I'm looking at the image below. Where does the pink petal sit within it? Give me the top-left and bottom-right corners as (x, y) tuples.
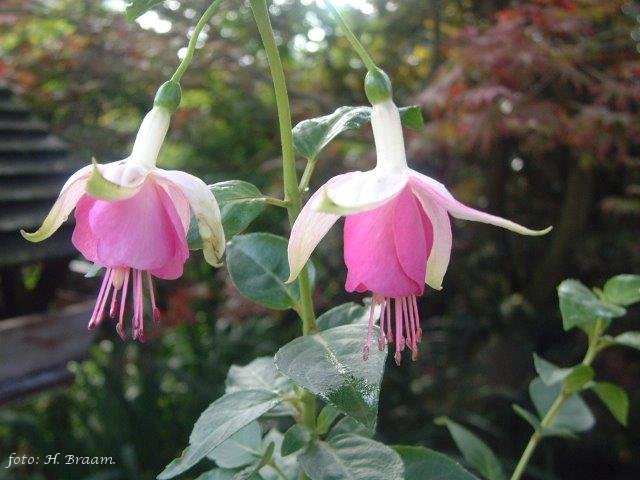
(73, 178), (189, 279)
(344, 186), (427, 297)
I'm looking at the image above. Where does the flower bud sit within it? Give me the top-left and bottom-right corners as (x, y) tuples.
(364, 68), (392, 105)
(153, 81), (182, 113)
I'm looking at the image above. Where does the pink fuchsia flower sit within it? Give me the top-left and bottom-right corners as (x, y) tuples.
(287, 98), (551, 364)
(22, 106), (225, 341)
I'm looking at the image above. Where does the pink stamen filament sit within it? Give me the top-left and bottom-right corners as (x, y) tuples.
(90, 267), (159, 342)
(363, 294), (423, 365)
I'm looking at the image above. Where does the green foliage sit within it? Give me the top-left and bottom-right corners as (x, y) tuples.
(316, 405), (341, 435)
(292, 105), (423, 160)
(210, 181), (266, 238)
(206, 421), (262, 469)
(299, 434), (404, 480)
(394, 446), (479, 480)
(227, 233), (314, 311)
(275, 325), (387, 430)
(529, 379), (595, 433)
(602, 274), (640, 306)
(158, 390), (283, 479)
(533, 353), (573, 386)
(604, 332), (640, 351)
(316, 302), (371, 331)
(591, 383), (629, 427)
(557, 280), (625, 333)
(125, 1), (164, 21)
(435, 417), (505, 480)
(281, 425), (313, 456)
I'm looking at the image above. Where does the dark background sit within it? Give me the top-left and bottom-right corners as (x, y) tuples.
(0, 1), (638, 479)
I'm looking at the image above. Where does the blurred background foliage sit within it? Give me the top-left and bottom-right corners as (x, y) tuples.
(0, 0), (639, 478)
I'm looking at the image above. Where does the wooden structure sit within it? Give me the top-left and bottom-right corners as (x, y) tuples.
(0, 84), (94, 403)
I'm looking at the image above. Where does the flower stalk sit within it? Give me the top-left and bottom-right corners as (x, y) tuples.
(170, 0), (225, 84)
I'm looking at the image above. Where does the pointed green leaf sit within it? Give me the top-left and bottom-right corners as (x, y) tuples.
(158, 390), (282, 479)
(259, 430), (301, 480)
(316, 302), (371, 331)
(227, 233), (315, 311)
(564, 365), (595, 394)
(207, 421), (262, 469)
(275, 324), (387, 430)
(195, 469), (236, 480)
(299, 434), (404, 480)
(125, 0), (164, 21)
(282, 425), (313, 456)
(316, 404), (341, 435)
(533, 354), (572, 385)
(592, 382), (629, 426)
(394, 446), (479, 480)
(211, 181), (266, 237)
(327, 416), (374, 440)
(611, 332), (640, 351)
(512, 404), (577, 438)
(558, 280), (626, 332)
(602, 274), (640, 306)
(234, 442), (274, 480)
(435, 417), (505, 480)
(529, 378), (595, 433)
(292, 105), (424, 160)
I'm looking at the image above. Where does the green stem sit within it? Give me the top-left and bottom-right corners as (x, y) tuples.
(324, 0), (377, 72)
(170, 0), (224, 83)
(510, 319), (605, 480)
(298, 157), (317, 193)
(250, 0), (317, 441)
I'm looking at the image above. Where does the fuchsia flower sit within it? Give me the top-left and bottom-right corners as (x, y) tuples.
(22, 106), (225, 341)
(287, 98), (551, 364)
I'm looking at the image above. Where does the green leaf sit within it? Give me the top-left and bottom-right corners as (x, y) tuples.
(292, 105), (424, 160)
(327, 416), (374, 440)
(282, 425), (313, 456)
(226, 357), (292, 394)
(275, 324), (387, 430)
(394, 446), (479, 480)
(207, 421), (262, 469)
(235, 442), (274, 480)
(398, 106), (425, 129)
(435, 417), (505, 480)
(564, 365), (595, 394)
(125, 0), (164, 21)
(299, 434), (404, 480)
(227, 233), (314, 311)
(602, 274), (640, 306)
(316, 404), (341, 435)
(532, 354), (572, 385)
(259, 430), (300, 480)
(195, 469), (236, 480)
(592, 382), (629, 426)
(610, 331), (640, 351)
(158, 390), (282, 479)
(211, 181), (266, 237)
(558, 280), (626, 332)
(512, 404), (576, 438)
(316, 302), (371, 331)
(529, 378), (595, 433)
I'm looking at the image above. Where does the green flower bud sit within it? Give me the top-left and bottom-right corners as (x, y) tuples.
(153, 81), (182, 113)
(364, 68), (392, 105)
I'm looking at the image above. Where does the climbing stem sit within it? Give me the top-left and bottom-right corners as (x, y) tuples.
(250, 0), (317, 448)
(510, 319), (605, 480)
(170, 0), (224, 83)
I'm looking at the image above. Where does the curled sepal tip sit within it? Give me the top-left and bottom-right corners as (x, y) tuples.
(85, 159), (142, 202)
